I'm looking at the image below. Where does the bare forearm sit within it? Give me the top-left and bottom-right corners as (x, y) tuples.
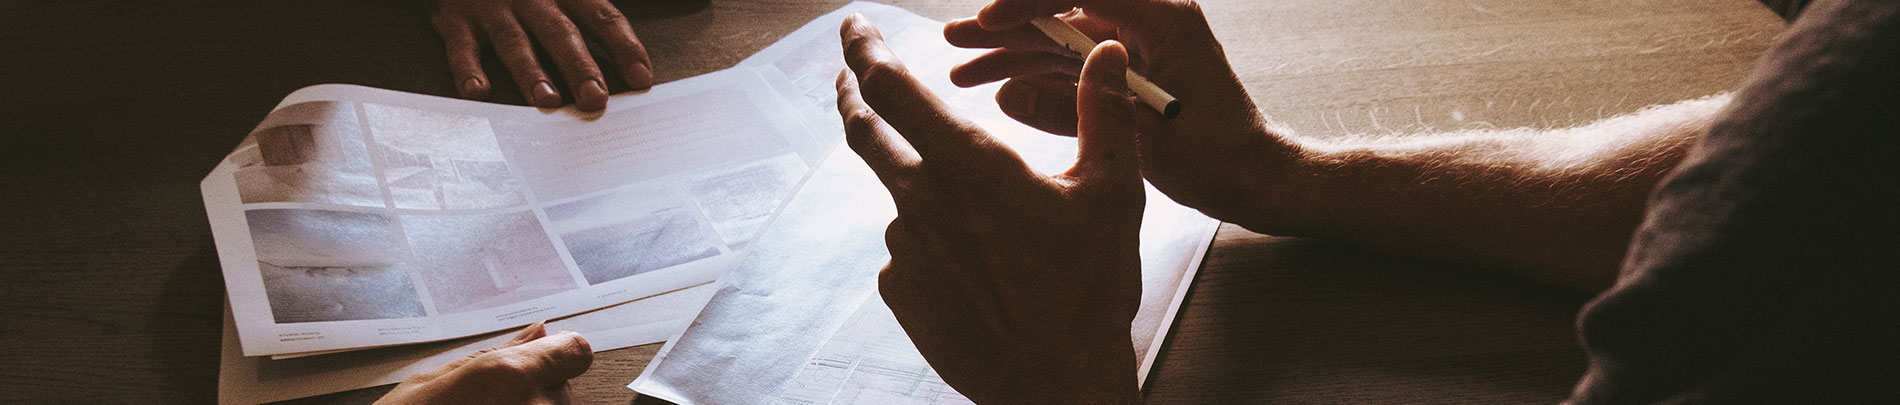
(1249, 95), (1730, 291)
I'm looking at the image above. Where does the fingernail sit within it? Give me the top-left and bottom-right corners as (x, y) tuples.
(568, 332), (592, 350)
(586, 79), (607, 102)
(460, 77), (485, 98)
(627, 62), (654, 90)
(511, 321), (546, 343)
(999, 83), (1036, 118)
(532, 81), (559, 107)
(580, 79), (608, 112)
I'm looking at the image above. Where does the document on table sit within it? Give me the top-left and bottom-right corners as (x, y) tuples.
(629, 3), (1222, 403)
(201, 67), (831, 357)
(776, 294), (968, 404)
(217, 283), (715, 404)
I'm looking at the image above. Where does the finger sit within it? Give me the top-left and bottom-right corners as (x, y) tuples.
(484, 331), (594, 388)
(1069, 41), (1142, 190)
(409, 347), (492, 383)
(949, 48), (1080, 88)
(563, 0), (653, 90)
(996, 74), (1081, 137)
(944, 18), (1066, 53)
(504, 320), (550, 347)
(406, 321), (548, 382)
(977, 0), (1175, 32)
(430, 12), (491, 100)
(943, 15), (1116, 53)
(976, 0), (1079, 31)
(836, 69), (922, 191)
(840, 14), (1011, 172)
(517, 3), (606, 112)
(450, 322), (550, 369)
(480, 15), (562, 108)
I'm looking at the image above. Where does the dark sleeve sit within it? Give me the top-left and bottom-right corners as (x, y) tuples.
(1568, 0), (1900, 403)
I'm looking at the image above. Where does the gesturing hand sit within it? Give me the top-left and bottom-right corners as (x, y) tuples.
(836, 14), (1144, 403)
(945, 0), (1309, 233)
(427, 0), (655, 112)
(377, 322), (593, 405)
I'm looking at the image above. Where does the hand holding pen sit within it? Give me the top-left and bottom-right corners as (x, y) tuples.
(944, 0), (1311, 233)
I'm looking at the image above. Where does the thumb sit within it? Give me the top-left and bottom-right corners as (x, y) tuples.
(1070, 40), (1141, 192)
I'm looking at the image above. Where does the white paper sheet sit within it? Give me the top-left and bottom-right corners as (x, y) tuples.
(203, 67), (830, 356)
(216, 283), (717, 404)
(777, 294), (970, 404)
(630, 3), (1222, 403)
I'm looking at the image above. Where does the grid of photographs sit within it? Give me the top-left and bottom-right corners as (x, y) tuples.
(401, 211), (575, 314)
(246, 208), (425, 323)
(546, 184), (723, 285)
(362, 103), (528, 211)
(231, 100), (811, 327)
(218, 73), (825, 357)
(228, 103), (382, 207)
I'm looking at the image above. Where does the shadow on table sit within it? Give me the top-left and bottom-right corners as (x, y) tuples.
(1145, 232), (1595, 402)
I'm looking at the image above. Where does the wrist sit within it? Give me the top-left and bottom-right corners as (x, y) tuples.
(1197, 128), (1327, 237)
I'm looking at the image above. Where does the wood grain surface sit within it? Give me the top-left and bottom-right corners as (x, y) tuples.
(0, 0), (1782, 403)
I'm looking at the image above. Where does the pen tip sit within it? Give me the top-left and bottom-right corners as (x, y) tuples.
(1163, 100), (1181, 119)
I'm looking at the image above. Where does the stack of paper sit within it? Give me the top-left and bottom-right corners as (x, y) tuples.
(205, 64), (838, 402)
(206, 2), (1218, 403)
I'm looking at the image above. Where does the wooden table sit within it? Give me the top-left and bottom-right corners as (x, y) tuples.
(0, 0), (1782, 403)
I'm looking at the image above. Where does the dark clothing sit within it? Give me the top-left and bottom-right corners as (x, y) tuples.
(1570, 0), (1900, 403)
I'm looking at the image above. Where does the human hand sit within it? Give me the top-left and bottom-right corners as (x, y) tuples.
(945, 0), (1311, 233)
(837, 14), (1143, 403)
(376, 322), (593, 405)
(426, 0), (655, 112)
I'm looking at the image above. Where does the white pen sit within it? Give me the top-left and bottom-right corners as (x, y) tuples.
(1028, 16), (1181, 118)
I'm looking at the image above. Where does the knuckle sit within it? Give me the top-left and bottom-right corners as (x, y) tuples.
(1094, 92), (1140, 122)
(538, 16), (581, 36)
(468, 353), (541, 385)
(542, 23), (580, 39)
(489, 26), (531, 45)
(882, 221), (906, 251)
(589, 6), (628, 26)
(859, 61), (911, 88)
(842, 108), (882, 135)
(1085, 84), (1127, 105)
(439, 32), (479, 51)
(888, 178), (917, 199)
(1176, 0), (1208, 19)
(882, 217), (928, 254)
(841, 30), (878, 53)
(877, 268), (911, 300)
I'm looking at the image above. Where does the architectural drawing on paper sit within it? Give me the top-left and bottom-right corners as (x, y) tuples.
(781, 296), (973, 405)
